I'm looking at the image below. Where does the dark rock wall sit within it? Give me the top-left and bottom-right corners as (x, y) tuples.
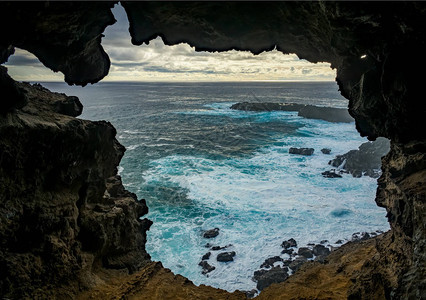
(0, 73), (151, 298)
(0, 1), (425, 298)
(0, 1), (116, 85)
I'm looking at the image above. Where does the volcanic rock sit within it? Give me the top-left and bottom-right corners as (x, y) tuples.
(230, 102), (353, 123)
(328, 137), (390, 178)
(321, 148), (331, 154)
(313, 244), (331, 257)
(253, 266), (289, 291)
(203, 228), (219, 238)
(201, 252), (211, 260)
(281, 238), (297, 249)
(260, 256), (283, 269)
(199, 261), (215, 275)
(321, 170), (343, 178)
(298, 247), (314, 259)
(289, 257), (308, 272)
(289, 147), (314, 156)
(217, 251), (236, 262)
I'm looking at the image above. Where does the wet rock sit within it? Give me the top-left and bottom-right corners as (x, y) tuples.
(198, 261), (215, 275)
(320, 240), (329, 244)
(217, 251), (236, 262)
(230, 102), (353, 123)
(289, 147), (314, 156)
(289, 257), (308, 272)
(321, 170), (342, 178)
(211, 244), (231, 251)
(230, 102), (304, 112)
(335, 239), (344, 244)
(328, 137), (390, 178)
(313, 244), (331, 257)
(298, 247), (313, 259)
(352, 232), (372, 241)
(245, 289), (258, 298)
(253, 266), (289, 291)
(281, 248), (294, 255)
(281, 238), (297, 249)
(201, 252), (211, 260)
(203, 228), (219, 238)
(321, 148), (331, 154)
(260, 256), (283, 268)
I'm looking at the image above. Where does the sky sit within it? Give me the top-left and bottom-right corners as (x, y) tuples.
(5, 4), (336, 82)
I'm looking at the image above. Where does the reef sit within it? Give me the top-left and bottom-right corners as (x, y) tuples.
(0, 1), (425, 299)
(231, 102), (354, 123)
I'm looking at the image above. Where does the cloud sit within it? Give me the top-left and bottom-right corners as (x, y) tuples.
(5, 3), (336, 82)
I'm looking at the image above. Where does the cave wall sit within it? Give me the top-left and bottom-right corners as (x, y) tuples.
(0, 1), (425, 298)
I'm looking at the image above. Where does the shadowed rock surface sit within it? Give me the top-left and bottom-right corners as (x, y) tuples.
(0, 77), (151, 298)
(0, 1), (425, 299)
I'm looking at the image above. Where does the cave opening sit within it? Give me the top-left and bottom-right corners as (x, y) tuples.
(3, 3), (392, 294)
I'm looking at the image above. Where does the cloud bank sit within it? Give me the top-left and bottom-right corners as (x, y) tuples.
(5, 4), (336, 82)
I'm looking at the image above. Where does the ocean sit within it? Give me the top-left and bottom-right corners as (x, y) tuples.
(43, 81), (390, 292)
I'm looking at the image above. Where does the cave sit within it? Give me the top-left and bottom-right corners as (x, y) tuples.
(0, 1), (425, 299)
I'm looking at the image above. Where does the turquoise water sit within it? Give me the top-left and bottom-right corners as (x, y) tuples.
(43, 81), (389, 292)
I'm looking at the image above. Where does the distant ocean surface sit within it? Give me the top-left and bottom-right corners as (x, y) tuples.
(43, 81), (389, 292)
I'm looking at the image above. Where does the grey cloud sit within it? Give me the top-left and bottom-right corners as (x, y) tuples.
(143, 65), (226, 75)
(6, 54), (41, 66)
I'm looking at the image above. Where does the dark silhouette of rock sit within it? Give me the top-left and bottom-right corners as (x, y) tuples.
(281, 248), (294, 255)
(298, 105), (354, 123)
(313, 245), (331, 257)
(245, 289), (257, 298)
(260, 256), (283, 269)
(328, 137), (390, 178)
(217, 251), (236, 262)
(230, 102), (353, 123)
(298, 247), (314, 258)
(201, 252), (211, 260)
(321, 170), (343, 178)
(253, 266), (289, 291)
(199, 261), (215, 275)
(281, 238), (297, 249)
(321, 148), (331, 154)
(203, 228), (219, 238)
(289, 257), (308, 272)
(289, 147), (314, 156)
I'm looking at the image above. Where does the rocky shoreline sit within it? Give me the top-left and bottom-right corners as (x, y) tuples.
(198, 227), (385, 297)
(230, 102), (354, 123)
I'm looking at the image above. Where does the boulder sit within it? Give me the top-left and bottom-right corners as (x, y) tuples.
(289, 256), (308, 272)
(321, 170), (342, 178)
(328, 137), (390, 178)
(198, 261), (215, 274)
(289, 147), (314, 156)
(217, 251), (236, 262)
(203, 228), (219, 238)
(321, 148), (331, 154)
(201, 252), (211, 260)
(260, 256), (283, 268)
(313, 244), (331, 257)
(253, 266), (289, 291)
(281, 238), (297, 249)
(298, 247), (313, 258)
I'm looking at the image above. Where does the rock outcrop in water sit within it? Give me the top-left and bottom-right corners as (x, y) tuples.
(0, 1), (425, 298)
(328, 137), (391, 178)
(231, 102), (354, 123)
